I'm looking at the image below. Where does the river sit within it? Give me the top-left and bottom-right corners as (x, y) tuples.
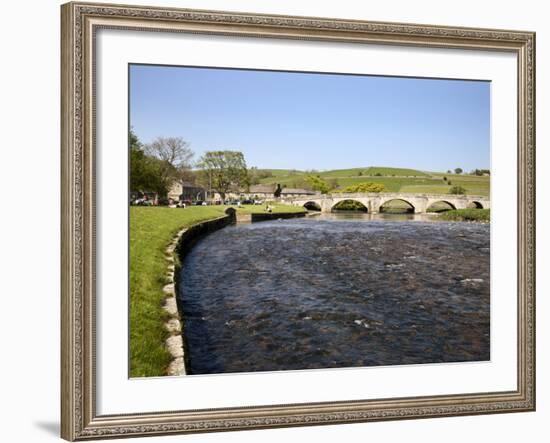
(177, 214), (490, 375)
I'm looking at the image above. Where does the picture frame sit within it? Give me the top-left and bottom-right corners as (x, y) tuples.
(61, 1), (536, 440)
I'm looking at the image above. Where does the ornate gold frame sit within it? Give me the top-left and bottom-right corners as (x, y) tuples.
(61, 2), (536, 440)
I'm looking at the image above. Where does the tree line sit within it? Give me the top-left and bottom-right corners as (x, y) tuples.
(446, 167), (490, 176)
(130, 131), (284, 201)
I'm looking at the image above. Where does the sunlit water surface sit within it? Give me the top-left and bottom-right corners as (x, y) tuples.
(178, 214), (490, 375)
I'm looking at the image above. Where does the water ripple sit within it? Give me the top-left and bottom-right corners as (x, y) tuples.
(178, 218), (490, 375)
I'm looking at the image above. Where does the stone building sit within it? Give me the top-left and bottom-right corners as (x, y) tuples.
(280, 188), (317, 197)
(168, 181), (206, 202)
(241, 184), (317, 200)
(246, 184), (278, 199)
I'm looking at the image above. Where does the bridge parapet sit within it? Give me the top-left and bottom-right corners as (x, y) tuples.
(282, 192), (490, 214)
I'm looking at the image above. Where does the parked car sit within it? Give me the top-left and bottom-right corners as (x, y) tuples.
(241, 199), (254, 205)
(133, 198), (153, 206)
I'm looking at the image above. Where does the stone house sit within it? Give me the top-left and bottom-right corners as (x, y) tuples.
(168, 180), (206, 202)
(280, 188), (317, 197)
(241, 184), (318, 200)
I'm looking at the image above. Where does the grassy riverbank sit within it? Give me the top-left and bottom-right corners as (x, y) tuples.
(223, 203), (306, 215)
(130, 203), (306, 377)
(438, 208), (490, 222)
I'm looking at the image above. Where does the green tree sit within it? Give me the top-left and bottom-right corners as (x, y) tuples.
(305, 175), (332, 194)
(197, 151), (248, 201)
(454, 167), (463, 174)
(336, 182), (386, 193)
(449, 185), (467, 195)
(247, 167), (273, 185)
(129, 129), (166, 195)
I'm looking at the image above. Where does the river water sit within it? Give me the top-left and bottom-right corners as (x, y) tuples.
(178, 214), (490, 375)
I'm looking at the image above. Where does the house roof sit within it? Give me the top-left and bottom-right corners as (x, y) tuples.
(281, 188), (315, 195)
(248, 184), (276, 194)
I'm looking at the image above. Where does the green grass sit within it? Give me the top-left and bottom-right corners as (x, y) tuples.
(223, 203), (306, 214)
(362, 166), (429, 177)
(130, 204), (305, 377)
(259, 168), (304, 177)
(438, 208), (490, 222)
(257, 166), (489, 196)
(333, 177), (440, 191)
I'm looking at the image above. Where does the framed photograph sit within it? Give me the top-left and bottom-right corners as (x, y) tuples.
(61, 1), (536, 440)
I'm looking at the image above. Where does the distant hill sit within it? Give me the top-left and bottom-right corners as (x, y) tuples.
(322, 166), (429, 178)
(253, 166), (489, 196)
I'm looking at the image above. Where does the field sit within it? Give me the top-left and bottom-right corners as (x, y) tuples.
(130, 204), (306, 377)
(439, 208), (491, 222)
(258, 166), (490, 197)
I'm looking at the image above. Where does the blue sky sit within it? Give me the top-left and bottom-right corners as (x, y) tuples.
(130, 64), (490, 172)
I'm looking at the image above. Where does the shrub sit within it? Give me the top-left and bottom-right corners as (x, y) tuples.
(335, 182), (386, 193)
(305, 175), (332, 194)
(449, 185), (466, 195)
(440, 209), (490, 222)
(332, 200), (368, 211)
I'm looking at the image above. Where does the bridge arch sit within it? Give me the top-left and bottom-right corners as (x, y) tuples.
(303, 201), (322, 211)
(331, 199), (368, 212)
(427, 200), (456, 212)
(468, 201), (484, 209)
(379, 198), (415, 213)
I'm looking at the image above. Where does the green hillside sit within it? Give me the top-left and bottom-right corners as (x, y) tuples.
(256, 167), (489, 196)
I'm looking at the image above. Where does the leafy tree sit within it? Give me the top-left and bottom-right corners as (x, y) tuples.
(197, 151), (248, 201)
(289, 177), (311, 190)
(471, 169), (490, 176)
(247, 167), (273, 185)
(129, 129), (166, 195)
(454, 167), (463, 174)
(336, 182), (386, 193)
(129, 127), (141, 151)
(449, 185), (467, 195)
(326, 178), (339, 190)
(305, 175), (332, 194)
(144, 136), (194, 190)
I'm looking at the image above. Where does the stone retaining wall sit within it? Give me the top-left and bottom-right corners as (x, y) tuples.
(162, 209), (303, 375)
(251, 211), (306, 222)
(163, 212), (235, 376)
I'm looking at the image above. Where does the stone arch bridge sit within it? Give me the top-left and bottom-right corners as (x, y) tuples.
(282, 193), (490, 214)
